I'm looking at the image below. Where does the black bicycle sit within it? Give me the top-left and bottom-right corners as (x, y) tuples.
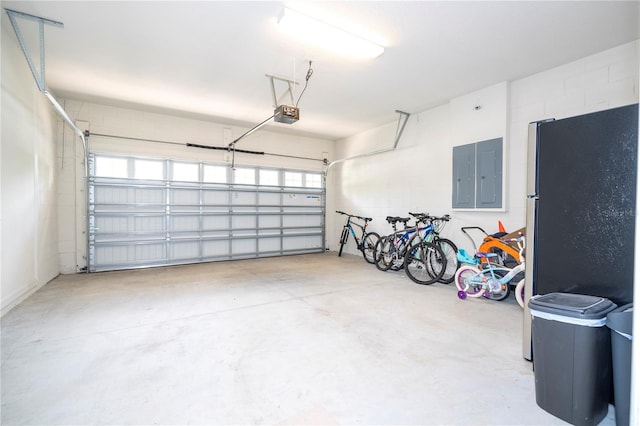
(336, 211), (380, 263)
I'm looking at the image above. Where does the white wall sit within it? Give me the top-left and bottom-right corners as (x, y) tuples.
(332, 40), (639, 255)
(1, 15), (60, 315)
(58, 100), (336, 272)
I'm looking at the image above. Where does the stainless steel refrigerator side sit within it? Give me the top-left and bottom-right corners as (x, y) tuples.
(522, 122), (539, 361)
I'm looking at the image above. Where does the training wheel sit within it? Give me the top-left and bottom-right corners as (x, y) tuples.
(457, 290), (467, 300)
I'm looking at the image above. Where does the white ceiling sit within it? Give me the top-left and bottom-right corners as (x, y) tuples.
(3, 1), (639, 140)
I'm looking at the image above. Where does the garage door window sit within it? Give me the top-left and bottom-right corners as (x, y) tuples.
(306, 173), (322, 188)
(285, 172), (303, 187)
(204, 165), (227, 183)
(173, 162), (199, 182)
(95, 156), (127, 178)
(135, 159), (163, 180)
(260, 169), (279, 186)
(233, 167), (255, 185)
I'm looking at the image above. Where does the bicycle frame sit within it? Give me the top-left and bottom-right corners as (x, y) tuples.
(393, 222), (432, 252)
(347, 219), (366, 246)
(476, 256), (525, 286)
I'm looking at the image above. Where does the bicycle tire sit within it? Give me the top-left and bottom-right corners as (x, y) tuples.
(515, 278), (525, 308)
(404, 242), (446, 285)
(361, 232), (380, 264)
(434, 238), (459, 284)
(455, 266), (485, 298)
(374, 236), (393, 271)
(338, 227), (349, 257)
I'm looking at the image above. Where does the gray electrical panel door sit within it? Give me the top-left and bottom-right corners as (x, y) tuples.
(452, 143), (475, 208)
(452, 138), (502, 209)
(476, 138), (502, 208)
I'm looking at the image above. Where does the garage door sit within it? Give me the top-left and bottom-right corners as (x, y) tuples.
(88, 153), (325, 272)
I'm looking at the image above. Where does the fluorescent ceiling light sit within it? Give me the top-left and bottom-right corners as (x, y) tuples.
(278, 8), (384, 60)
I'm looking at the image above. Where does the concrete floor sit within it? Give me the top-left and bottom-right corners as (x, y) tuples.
(1, 252), (615, 425)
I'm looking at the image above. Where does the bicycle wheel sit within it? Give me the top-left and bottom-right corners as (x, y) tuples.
(374, 236), (393, 271)
(361, 232), (380, 264)
(480, 269), (510, 301)
(405, 242), (446, 285)
(338, 227), (349, 257)
(455, 266), (485, 298)
(434, 238), (459, 284)
(515, 278), (525, 308)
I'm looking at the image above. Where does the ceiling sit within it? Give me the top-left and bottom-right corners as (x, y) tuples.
(3, 1), (639, 140)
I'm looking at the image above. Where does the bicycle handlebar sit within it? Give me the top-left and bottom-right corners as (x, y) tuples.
(336, 210), (372, 222)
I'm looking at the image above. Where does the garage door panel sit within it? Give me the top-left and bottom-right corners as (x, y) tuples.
(203, 216), (230, 230)
(258, 192), (280, 205)
(203, 190), (228, 205)
(95, 216), (129, 234)
(135, 215), (165, 233)
(170, 216), (199, 232)
(202, 240), (230, 258)
(170, 241), (199, 260)
(232, 239), (256, 254)
(232, 215), (256, 229)
(134, 243), (165, 264)
(231, 191), (256, 205)
(134, 187), (164, 204)
(171, 189), (199, 205)
(283, 193), (322, 206)
(283, 236), (323, 251)
(259, 237), (280, 252)
(283, 215), (322, 227)
(258, 216), (280, 228)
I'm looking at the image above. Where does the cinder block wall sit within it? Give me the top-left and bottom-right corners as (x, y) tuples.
(332, 40), (639, 255)
(1, 14), (60, 315)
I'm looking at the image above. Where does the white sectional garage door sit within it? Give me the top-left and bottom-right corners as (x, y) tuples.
(88, 153), (325, 272)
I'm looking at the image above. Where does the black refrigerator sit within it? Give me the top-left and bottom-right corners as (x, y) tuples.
(523, 103), (638, 360)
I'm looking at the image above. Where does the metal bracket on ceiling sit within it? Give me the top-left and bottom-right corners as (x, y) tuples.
(266, 74), (299, 108)
(5, 8), (87, 170)
(5, 8), (63, 91)
(325, 110), (411, 171)
(392, 110), (411, 149)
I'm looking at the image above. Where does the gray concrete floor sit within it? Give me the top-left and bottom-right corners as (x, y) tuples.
(1, 252), (614, 425)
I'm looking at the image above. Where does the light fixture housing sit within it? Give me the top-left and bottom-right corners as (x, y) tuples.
(278, 7), (384, 60)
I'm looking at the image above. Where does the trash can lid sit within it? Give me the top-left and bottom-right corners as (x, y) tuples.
(529, 292), (617, 319)
(607, 303), (633, 336)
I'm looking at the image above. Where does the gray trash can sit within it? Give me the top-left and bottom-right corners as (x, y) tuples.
(607, 303), (633, 426)
(529, 292), (617, 426)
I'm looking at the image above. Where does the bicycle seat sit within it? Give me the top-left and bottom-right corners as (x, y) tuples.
(385, 216), (410, 225)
